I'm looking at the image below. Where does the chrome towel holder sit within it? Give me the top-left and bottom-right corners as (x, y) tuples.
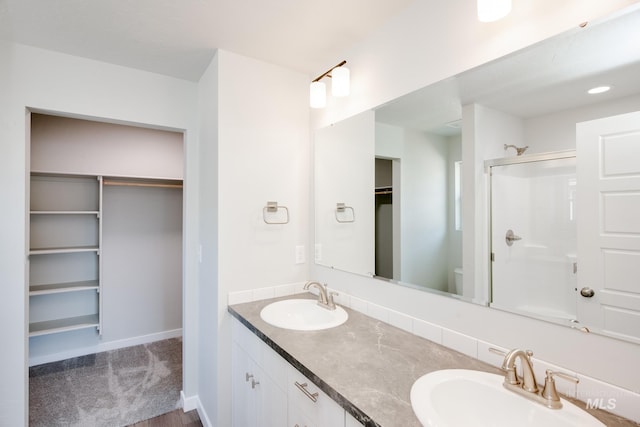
(263, 201), (289, 224)
(335, 203), (355, 223)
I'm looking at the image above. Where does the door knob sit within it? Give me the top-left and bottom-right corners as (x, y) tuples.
(505, 229), (522, 246)
(580, 287), (595, 298)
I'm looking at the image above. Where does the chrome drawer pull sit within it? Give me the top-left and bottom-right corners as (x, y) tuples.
(295, 381), (318, 402)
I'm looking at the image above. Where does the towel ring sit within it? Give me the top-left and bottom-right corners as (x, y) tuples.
(263, 201), (289, 224)
(335, 203), (355, 223)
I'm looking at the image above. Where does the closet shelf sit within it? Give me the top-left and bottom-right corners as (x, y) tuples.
(103, 177), (182, 189)
(29, 314), (100, 337)
(29, 280), (99, 296)
(375, 186), (393, 195)
(30, 210), (100, 215)
(29, 246), (100, 255)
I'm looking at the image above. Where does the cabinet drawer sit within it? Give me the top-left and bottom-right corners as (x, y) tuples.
(287, 365), (344, 426)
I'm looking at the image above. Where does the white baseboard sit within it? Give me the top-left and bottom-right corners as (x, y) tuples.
(180, 390), (198, 412)
(180, 392), (212, 427)
(29, 328), (183, 366)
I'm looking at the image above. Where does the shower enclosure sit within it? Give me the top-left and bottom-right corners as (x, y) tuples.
(488, 152), (577, 326)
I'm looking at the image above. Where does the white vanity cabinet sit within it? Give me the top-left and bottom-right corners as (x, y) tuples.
(231, 317), (358, 427)
(232, 318), (288, 427)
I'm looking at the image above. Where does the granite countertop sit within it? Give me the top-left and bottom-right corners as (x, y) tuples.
(228, 294), (637, 427)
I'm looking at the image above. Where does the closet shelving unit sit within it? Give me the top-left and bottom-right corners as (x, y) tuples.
(28, 173), (184, 338)
(28, 173), (103, 337)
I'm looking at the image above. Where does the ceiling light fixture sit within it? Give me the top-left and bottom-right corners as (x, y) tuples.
(310, 60), (349, 108)
(478, 0), (512, 22)
(587, 85), (611, 95)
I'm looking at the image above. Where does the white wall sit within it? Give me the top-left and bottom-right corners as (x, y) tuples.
(523, 93), (640, 153)
(310, 0), (640, 396)
(463, 104), (525, 301)
(315, 110), (375, 275)
(196, 50), (218, 426)
(0, 41), (199, 427)
(198, 49), (310, 426)
(375, 123), (455, 290)
(446, 134), (462, 292)
(401, 129), (449, 291)
(30, 114), (184, 179)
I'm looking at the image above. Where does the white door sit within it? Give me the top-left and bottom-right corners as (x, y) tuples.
(576, 110), (640, 343)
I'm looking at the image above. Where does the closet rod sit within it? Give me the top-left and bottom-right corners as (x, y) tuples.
(103, 180), (183, 189)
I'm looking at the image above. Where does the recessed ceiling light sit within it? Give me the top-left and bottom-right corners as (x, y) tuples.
(587, 86), (611, 95)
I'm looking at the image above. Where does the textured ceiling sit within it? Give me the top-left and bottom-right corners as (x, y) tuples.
(0, 0), (414, 81)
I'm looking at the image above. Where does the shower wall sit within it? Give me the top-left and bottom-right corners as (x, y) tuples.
(490, 158), (577, 324)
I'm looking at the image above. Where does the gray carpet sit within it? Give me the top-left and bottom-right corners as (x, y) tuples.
(29, 338), (182, 427)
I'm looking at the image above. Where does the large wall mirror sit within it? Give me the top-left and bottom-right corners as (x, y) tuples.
(314, 6), (640, 344)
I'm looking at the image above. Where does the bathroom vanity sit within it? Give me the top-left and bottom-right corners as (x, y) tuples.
(228, 295), (633, 426)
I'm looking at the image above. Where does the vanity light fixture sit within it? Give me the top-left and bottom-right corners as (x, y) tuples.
(478, 0), (512, 22)
(587, 85), (611, 95)
(310, 81), (327, 108)
(310, 60), (349, 108)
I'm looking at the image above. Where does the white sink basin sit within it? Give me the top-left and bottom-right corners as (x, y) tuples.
(260, 299), (348, 331)
(410, 369), (604, 427)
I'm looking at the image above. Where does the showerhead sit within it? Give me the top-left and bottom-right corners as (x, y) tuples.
(504, 144), (529, 156)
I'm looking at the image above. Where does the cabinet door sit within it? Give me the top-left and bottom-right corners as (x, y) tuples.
(232, 322), (287, 427)
(256, 369), (287, 427)
(232, 341), (257, 427)
(287, 365), (345, 427)
(232, 317), (344, 427)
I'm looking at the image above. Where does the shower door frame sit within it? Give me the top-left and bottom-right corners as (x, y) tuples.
(485, 149), (576, 324)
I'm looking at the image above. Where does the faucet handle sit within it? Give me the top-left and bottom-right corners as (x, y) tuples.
(542, 369), (579, 408)
(327, 290), (338, 309)
(550, 370), (578, 383)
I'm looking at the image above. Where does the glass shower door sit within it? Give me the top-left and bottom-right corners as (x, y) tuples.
(489, 156), (577, 326)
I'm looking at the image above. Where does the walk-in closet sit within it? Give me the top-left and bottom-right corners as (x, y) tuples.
(27, 113), (185, 425)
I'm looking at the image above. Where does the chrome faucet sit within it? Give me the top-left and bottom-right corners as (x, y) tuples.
(501, 349), (538, 393)
(303, 281), (337, 310)
(490, 348), (578, 409)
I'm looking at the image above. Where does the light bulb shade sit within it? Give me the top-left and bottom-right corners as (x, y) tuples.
(331, 66), (350, 97)
(310, 81), (326, 108)
(477, 0), (512, 22)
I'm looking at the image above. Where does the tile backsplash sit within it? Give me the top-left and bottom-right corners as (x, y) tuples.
(228, 283), (640, 423)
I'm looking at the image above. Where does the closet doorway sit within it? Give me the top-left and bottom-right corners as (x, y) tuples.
(375, 158), (394, 279)
(27, 112), (185, 425)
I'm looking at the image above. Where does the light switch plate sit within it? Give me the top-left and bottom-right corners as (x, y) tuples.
(295, 245), (305, 264)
